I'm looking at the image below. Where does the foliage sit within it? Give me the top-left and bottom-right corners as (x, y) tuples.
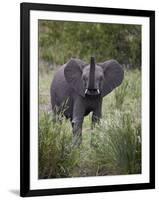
(39, 21), (141, 70)
(39, 112), (80, 178)
(38, 69), (141, 178)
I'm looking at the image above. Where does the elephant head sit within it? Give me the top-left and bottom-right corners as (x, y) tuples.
(64, 57), (124, 97)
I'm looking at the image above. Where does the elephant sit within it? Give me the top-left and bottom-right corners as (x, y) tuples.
(50, 57), (124, 146)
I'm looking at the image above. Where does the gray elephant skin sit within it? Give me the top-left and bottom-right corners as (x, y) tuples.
(50, 57), (124, 146)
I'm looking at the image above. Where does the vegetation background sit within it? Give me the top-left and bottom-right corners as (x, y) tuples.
(38, 20), (141, 179)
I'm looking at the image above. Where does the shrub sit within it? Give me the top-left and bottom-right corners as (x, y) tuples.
(39, 112), (80, 178)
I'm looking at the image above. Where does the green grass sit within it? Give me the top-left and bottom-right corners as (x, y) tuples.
(38, 68), (141, 178)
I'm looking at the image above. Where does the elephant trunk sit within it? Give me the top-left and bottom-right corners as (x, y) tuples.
(88, 57), (95, 90)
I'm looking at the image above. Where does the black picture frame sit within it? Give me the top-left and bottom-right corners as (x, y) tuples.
(20, 2), (155, 197)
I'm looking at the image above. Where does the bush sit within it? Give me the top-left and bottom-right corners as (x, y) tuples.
(39, 112), (80, 178)
(39, 21), (141, 69)
(93, 113), (141, 175)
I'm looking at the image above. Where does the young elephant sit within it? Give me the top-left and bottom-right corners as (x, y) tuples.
(50, 57), (124, 146)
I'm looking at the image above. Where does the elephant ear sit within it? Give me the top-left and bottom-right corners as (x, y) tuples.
(99, 59), (124, 97)
(64, 58), (86, 97)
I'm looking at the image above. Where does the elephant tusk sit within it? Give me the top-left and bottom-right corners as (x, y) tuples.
(97, 89), (100, 94)
(85, 89), (88, 94)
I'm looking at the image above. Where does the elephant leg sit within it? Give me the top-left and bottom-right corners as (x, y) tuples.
(90, 110), (101, 147)
(72, 121), (83, 147)
(92, 97), (102, 126)
(71, 96), (85, 147)
(90, 114), (100, 147)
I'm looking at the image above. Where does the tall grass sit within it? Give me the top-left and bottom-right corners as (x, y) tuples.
(39, 69), (141, 178)
(93, 113), (141, 175)
(39, 112), (81, 178)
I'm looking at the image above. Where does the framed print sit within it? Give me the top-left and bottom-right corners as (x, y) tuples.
(20, 2), (155, 197)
